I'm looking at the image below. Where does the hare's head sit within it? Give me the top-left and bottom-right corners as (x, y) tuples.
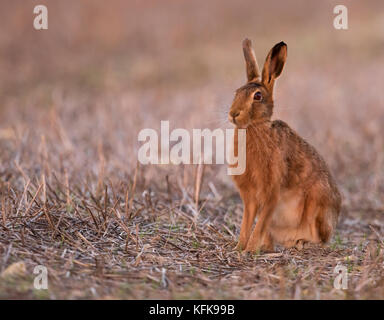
(229, 39), (287, 128)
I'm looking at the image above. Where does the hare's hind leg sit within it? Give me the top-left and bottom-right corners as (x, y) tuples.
(269, 190), (307, 249)
(315, 205), (335, 243)
(293, 196), (334, 247)
(273, 194), (320, 249)
(291, 206), (334, 249)
(297, 196), (321, 244)
(269, 190), (336, 249)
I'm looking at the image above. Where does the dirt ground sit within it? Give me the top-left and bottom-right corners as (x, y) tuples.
(0, 0), (383, 299)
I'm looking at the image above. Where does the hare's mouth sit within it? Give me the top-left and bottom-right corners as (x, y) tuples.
(236, 123), (249, 129)
(228, 114), (249, 128)
(235, 118), (250, 129)
(230, 118), (249, 129)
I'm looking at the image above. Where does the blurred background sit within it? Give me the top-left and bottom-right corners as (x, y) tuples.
(0, 0), (384, 213)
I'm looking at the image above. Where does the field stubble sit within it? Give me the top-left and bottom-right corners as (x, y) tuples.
(0, 0), (384, 299)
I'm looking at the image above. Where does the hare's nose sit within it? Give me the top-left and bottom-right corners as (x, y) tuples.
(230, 111), (240, 122)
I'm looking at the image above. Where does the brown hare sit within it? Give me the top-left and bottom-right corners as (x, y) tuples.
(229, 39), (341, 253)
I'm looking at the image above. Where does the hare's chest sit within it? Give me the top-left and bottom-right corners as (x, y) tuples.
(231, 168), (268, 199)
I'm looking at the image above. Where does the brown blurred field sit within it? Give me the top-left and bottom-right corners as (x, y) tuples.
(0, 0), (384, 299)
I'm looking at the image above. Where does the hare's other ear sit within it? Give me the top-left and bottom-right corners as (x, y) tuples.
(242, 38), (260, 82)
(262, 41), (287, 85)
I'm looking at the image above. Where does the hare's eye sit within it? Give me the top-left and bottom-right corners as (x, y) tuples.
(254, 91), (262, 101)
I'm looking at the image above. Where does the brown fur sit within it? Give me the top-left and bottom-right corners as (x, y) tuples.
(229, 39), (341, 252)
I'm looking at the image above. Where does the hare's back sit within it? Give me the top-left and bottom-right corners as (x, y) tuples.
(271, 120), (327, 168)
(271, 120), (338, 192)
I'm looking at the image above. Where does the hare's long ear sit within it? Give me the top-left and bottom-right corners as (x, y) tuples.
(242, 38), (260, 82)
(261, 42), (287, 86)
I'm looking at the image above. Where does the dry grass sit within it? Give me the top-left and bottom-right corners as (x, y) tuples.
(0, 0), (384, 299)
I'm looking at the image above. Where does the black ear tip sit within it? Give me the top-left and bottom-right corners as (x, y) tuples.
(271, 42), (287, 56)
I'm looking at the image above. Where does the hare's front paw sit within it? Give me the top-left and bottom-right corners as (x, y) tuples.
(294, 239), (309, 251)
(244, 236), (274, 253)
(244, 244), (274, 253)
(244, 243), (261, 253)
(234, 241), (247, 252)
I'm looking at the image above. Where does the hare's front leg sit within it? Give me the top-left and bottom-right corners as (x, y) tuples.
(245, 194), (278, 253)
(235, 194), (259, 251)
